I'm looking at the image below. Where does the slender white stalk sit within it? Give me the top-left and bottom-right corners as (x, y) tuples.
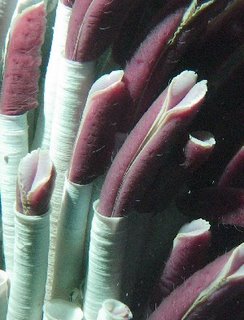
(49, 57), (95, 172)
(33, 1), (72, 150)
(52, 177), (93, 301)
(46, 57), (94, 300)
(84, 175), (105, 270)
(83, 200), (129, 320)
(0, 214), (3, 269)
(0, 270), (9, 320)
(97, 299), (133, 320)
(43, 299), (83, 320)
(0, 114), (28, 276)
(6, 210), (50, 320)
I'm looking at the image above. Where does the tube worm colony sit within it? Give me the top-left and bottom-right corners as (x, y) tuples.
(0, 0), (243, 319)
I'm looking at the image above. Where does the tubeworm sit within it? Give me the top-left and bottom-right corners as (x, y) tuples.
(123, 9), (184, 124)
(34, 0), (73, 149)
(66, 0), (137, 62)
(65, 0), (93, 60)
(148, 243), (244, 320)
(17, 149), (56, 216)
(149, 219), (211, 310)
(69, 70), (129, 185)
(0, 2), (46, 115)
(99, 71), (207, 217)
(7, 151), (55, 320)
(83, 200), (129, 320)
(125, 0), (230, 126)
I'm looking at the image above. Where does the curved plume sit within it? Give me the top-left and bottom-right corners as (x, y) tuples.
(99, 71), (207, 217)
(69, 70), (129, 184)
(66, 0), (138, 62)
(149, 244), (244, 320)
(150, 219), (211, 310)
(17, 149), (56, 215)
(0, 2), (46, 115)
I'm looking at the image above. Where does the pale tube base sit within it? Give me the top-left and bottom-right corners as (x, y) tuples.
(83, 200), (129, 320)
(6, 210), (50, 320)
(0, 114), (28, 276)
(49, 57), (95, 173)
(46, 58), (95, 301)
(97, 299), (133, 320)
(0, 215), (3, 269)
(43, 299), (83, 320)
(33, 0), (72, 150)
(83, 175), (105, 274)
(52, 178), (93, 301)
(0, 270), (9, 320)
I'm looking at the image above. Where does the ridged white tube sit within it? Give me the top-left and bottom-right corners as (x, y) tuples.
(52, 178), (93, 301)
(0, 114), (28, 276)
(0, 270), (9, 320)
(33, 1), (72, 150)
(97, 299), (133, 320)
(46, 58), (94, 300)
(84, 175), (105, 270)
(6, 210), (50, 320)
(49, 57), (95, 173)
(83, 200), (129, 320)
(43, 299), (83, 320)
(0, 212), (3, 269)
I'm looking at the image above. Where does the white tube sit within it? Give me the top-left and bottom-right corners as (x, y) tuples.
(43, 299), (83, 320)
(84, 175), (105, 270)
(46, 58), (95, 300)
(49, 57), (95, 172)
(0, 212), (3, 269)
(52, 178), (93, 301)
(6, 210), (50, 320)
(97, 299), (133, 320)
(83, 200), (129, 320)
(0, 114), (28, 276)
(33, 1), (72, 150)
(0, 270), (9, 320)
